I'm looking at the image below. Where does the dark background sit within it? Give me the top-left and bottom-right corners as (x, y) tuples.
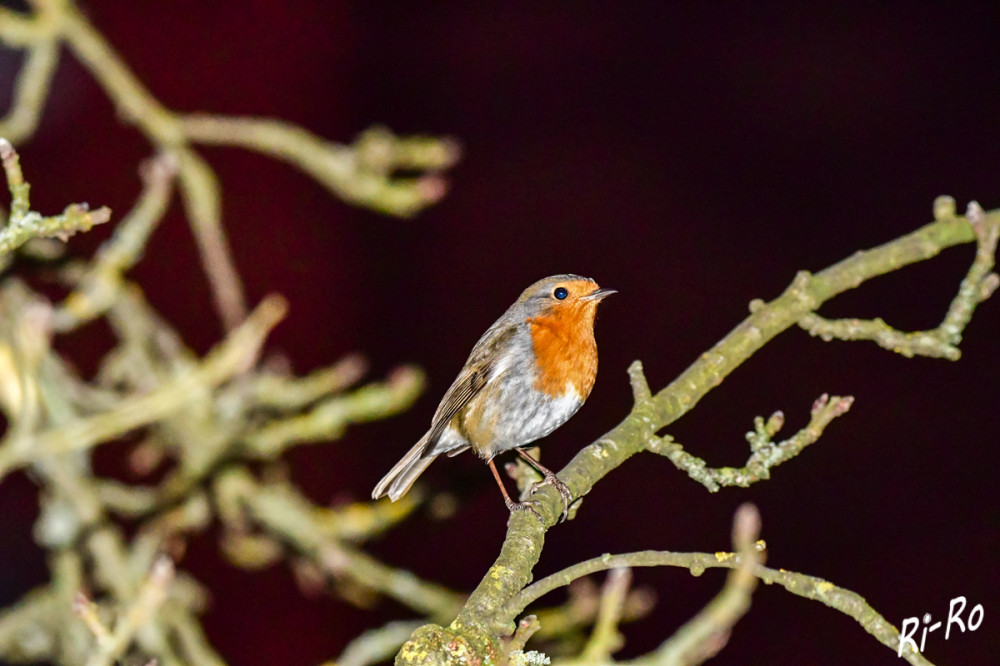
(1, 2), (998, 664)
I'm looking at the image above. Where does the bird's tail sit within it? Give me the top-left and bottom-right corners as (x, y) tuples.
(372, 432), (437, 501)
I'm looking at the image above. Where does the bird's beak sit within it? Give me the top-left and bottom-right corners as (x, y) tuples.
(582, 287), (616, 302)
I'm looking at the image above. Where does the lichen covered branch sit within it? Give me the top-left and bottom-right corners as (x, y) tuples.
(0, 138), (111, 260)
(798, 199), (1000, 359)
(647, 393), (854, 492)
(507, 510), (933, 665)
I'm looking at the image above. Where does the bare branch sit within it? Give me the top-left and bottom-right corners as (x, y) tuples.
(438, 203), (995, 663)
(0, 139), (111, 258)
(647, 393), (854, 492)
(798, 199), (998, 359)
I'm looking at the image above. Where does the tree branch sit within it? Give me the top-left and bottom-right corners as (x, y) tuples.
(798, 200), (999, 359)
(507, 525), (933, 665)
(646, 393), (854, 492)
(0, 138), (111, 259)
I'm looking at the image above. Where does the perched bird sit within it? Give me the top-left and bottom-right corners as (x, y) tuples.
(372, 274), (614, 518)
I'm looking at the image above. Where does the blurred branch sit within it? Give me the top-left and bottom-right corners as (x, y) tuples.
(241, 365), (424, 458)
(329, 620), (425, 666)
(0, 294), (289, 478)
(576, 568), (631, 662)
(0, 0), (460, 330)
(53, 152), (178, 331)
(530, 580), (654, 647)
(0, 582), (68, 661)
(74, 556), (175, 666)
(0, 3), (468, 665)
(181, 119), (460, 218)
(214, 467), (465, 621)
(0, 38), (59, 143)
(248, 353), (368, 409)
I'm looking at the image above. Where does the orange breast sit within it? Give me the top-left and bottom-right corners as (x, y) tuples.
(528, 304), (599, 399)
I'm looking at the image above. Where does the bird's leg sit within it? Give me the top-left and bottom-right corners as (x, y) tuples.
(514, 448), (572, 522)
(487, 458), (543, 522)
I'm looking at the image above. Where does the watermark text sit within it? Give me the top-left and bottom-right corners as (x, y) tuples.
(898, 596), (983, 657)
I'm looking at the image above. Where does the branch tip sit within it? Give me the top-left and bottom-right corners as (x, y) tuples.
(91, 206), (112, 225)
(732, 502), (761, 549)
(507, 615), (541, 653)
(416, 174), (448, 204)
(965, 200), (985, 231)
(149, 555), (175, 584)
(834, 395), (854, 415)
(71, 591), (90, 615)
(0, 137), (23, 189)
(627, 360), (651, 404)
(438, 136), (464, 167)
(932, 195), (956, 221)
(764, 410), (784, 437)
(980, 272), (999, 301)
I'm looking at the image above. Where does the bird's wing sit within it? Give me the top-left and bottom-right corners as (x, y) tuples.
(422, 324), (517, 453)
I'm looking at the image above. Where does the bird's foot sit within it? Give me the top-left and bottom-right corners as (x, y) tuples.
(529, 472), (573, 522)
(505, 497), (544, 523)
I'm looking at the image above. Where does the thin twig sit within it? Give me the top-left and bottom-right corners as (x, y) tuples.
(578, 568), (631, 662)
(646, 394), (854, 491)
(0, 138), (111, 257)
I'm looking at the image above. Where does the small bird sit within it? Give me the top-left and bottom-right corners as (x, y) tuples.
(372, 274), (614, 518)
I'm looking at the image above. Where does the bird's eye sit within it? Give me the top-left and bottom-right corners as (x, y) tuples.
(553, 287), (569, 300)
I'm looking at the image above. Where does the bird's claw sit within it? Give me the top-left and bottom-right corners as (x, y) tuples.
(529, 473), (573, 523)
(505, 497), (544, 523)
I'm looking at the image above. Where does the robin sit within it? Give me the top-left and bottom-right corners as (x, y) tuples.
(372, 274), (614, 519)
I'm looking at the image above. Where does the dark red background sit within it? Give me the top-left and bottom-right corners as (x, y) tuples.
(0, 3), (998, 664)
